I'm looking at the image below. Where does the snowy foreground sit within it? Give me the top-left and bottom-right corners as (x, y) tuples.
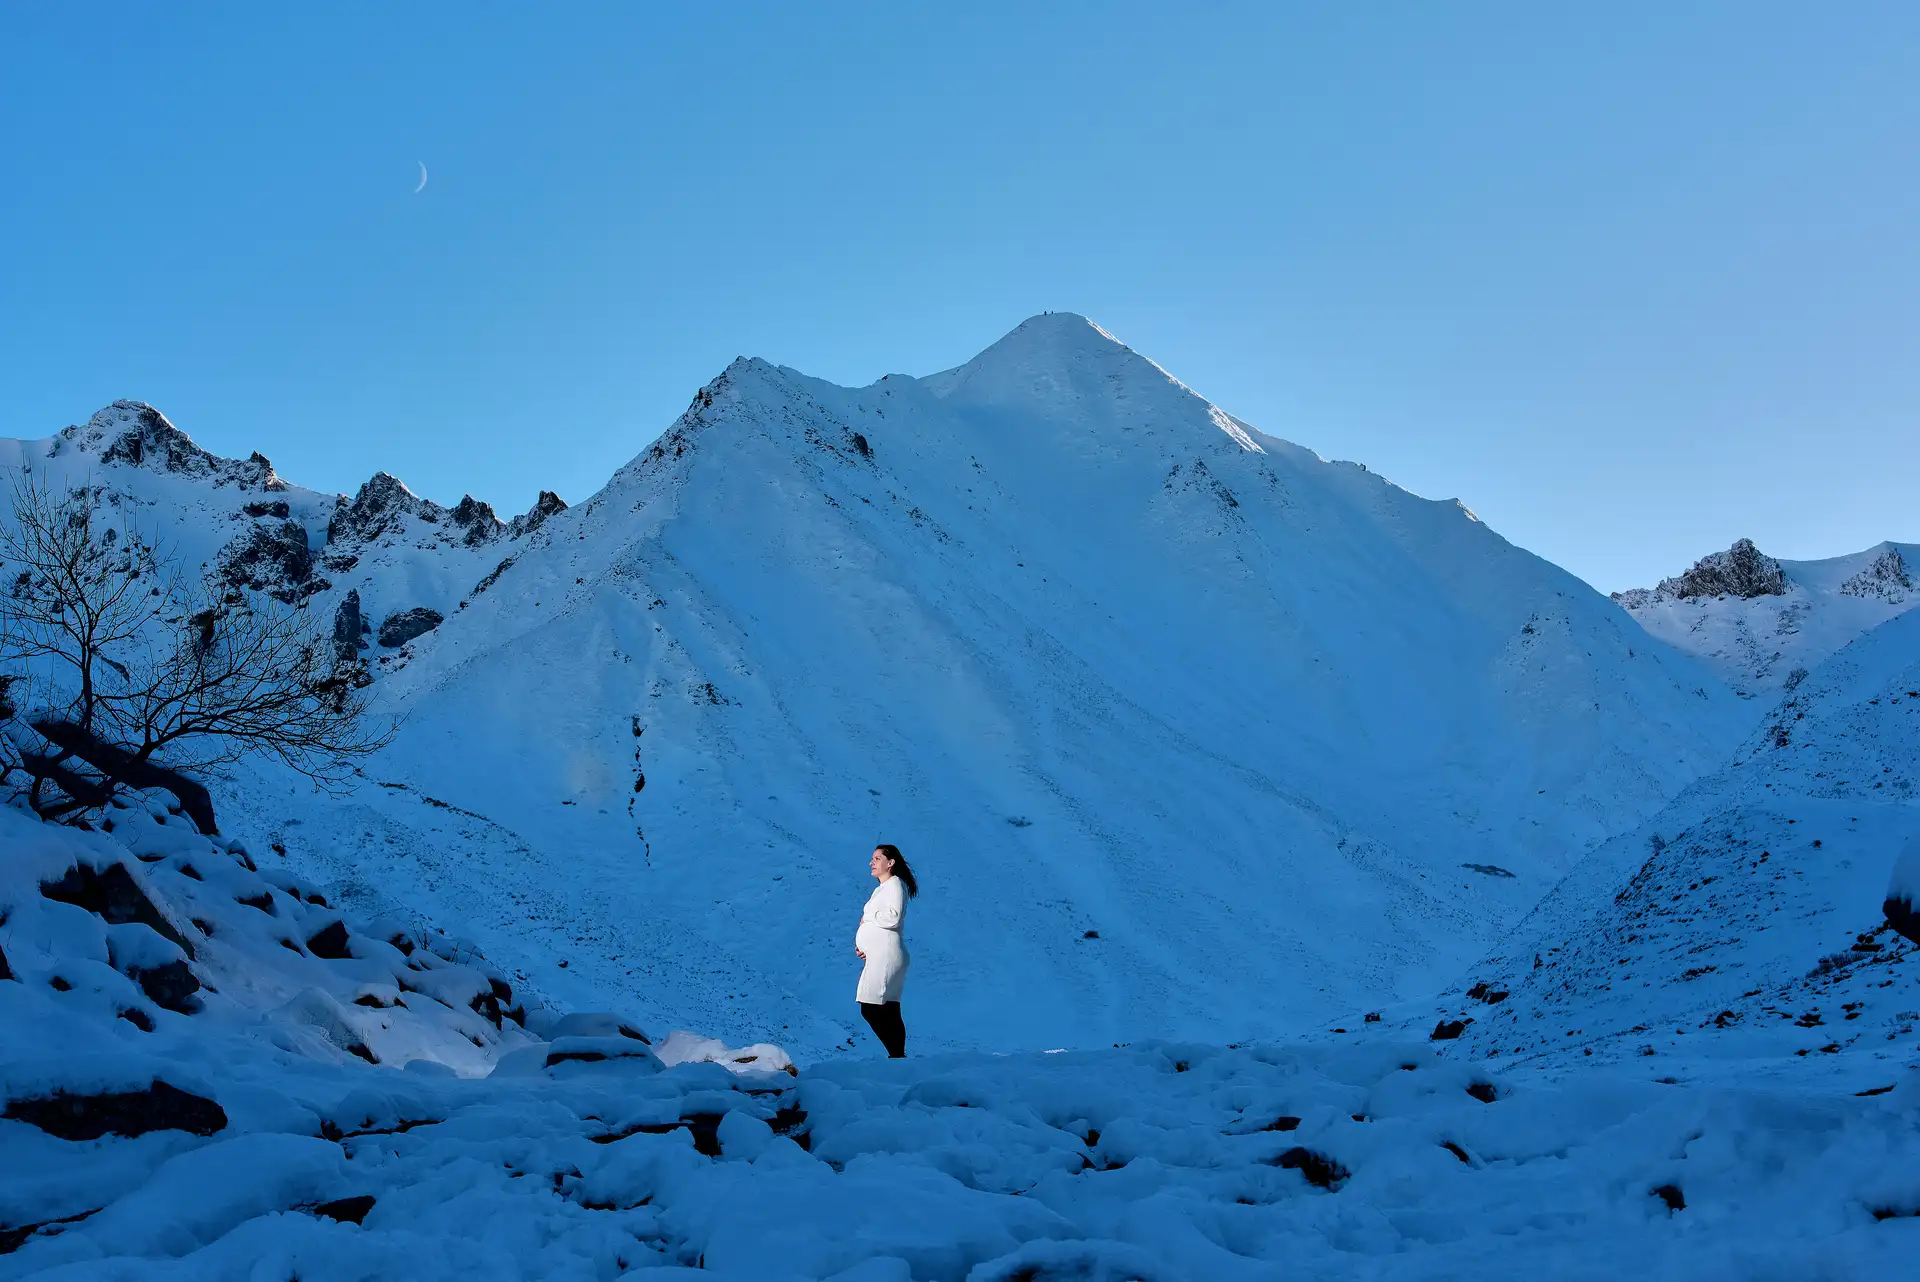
(7, 1015), (1918, 1280)
(5, 805), (1919, 1278)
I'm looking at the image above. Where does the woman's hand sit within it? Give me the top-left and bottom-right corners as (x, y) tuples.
(855, 947), (867, 960)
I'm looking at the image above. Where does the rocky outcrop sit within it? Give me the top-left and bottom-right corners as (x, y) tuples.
(3, 1081), (228, 1141)
(450, 496), (506, 547)
(327, 474), (534, 551)
(332, 590), (367, 663)
(62, 401), (285, 490)
(218, 520), (324, 602)
(328, 473), (434, 545)
(1663, 539), (1786, 600)
(1840, 547), (1911, 604)
(509, 491), (568, 538)
(378, 607), (444, 648)
(1614, 538), (1787, 607)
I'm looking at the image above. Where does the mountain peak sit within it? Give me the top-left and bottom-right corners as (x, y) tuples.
(58, 400), (284, 491)
(925, 312), (1194, 415)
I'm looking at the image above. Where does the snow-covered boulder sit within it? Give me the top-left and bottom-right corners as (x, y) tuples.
(655, 1030), (794, 1077)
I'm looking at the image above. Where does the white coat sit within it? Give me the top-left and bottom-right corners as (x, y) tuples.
(855, 876), (910, 1004)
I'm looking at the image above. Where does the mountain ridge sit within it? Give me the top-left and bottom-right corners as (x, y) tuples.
(6, 315), (1758, 1055)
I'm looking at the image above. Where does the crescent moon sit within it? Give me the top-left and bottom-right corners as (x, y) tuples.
(414, 161), (428, 194)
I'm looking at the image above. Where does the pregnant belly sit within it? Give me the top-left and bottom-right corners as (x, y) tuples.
(856, 923), (902, 956)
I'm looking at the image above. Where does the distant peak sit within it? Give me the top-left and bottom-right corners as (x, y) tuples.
(60, 400), (284, 491)
(1614, 538), (1788, 607)
(929, 312), (1188, 407)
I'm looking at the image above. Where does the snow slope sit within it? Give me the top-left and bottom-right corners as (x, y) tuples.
(1413, 603), (1920, 1081)
(4, 316), (1752, 1057)
(1615, 538), (1920, 699)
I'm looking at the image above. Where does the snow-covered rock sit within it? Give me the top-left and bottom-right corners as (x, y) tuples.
(1616, 537), (1787, 604)
(1841, 545), (1912, 604)
(1615, 539), (1920, 697)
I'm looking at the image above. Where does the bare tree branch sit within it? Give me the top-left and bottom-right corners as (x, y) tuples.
(1, 475), (394, 824)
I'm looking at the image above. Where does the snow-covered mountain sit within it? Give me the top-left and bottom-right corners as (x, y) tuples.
(6, 316), (1919, 1280)
(1614, 537), (1920, 699)
(4, 315), (1752, 1058)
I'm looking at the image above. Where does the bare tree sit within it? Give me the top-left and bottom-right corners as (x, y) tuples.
(0, 472), (164, 734)
(0, 472), (393, 829)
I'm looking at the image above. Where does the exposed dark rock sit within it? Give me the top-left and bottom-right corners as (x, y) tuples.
(235, 891), (276, 916)
(305, 920), (352, 960)
(330, 473), (407, 543)
(1260, 1116), (1302, 1132)
(378, 607), (444, 648)
(332, 590), (366, 663)
(1465, 1081), (1499, 1104)
(40, 861), (195, 960)
(849, 432), (872, 458)
(1273, 1147), (1349, 1190)
(1461, 863), (1514, 878)
(118, 1006), (154, 1031)
(510, 491), (568, 538)
(1886, 893), (1920, 947)
(471, 556), (516, 597)
(1442, 1141), (1473, 1164)
(0, 1208), (101, 1255)
(4, 1081), (226, 1140)
(468, 977), (513, 1029)
(219, 520), (322, 602)
(1621, 538), (1788, 604)
(329, 473), (436, 544)
(1651, 1183), (1685, 1212)
(0, 942), (11, 982)
(684, 1113), (724, 1158)
(1430, 1018), (1472, 1041)
(307, 1195), (376, 1225)
(126, 960), (200, 1014)
(243, 499), (291, 519)
(450, 495), (505, 547)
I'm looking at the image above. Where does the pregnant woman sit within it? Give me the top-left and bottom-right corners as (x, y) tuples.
(854, 843), (918, 1057)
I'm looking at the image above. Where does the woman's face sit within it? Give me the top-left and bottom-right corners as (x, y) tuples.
(870, 848), (893, 882)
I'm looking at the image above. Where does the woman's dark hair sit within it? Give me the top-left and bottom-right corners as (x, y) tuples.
(875, 843), (918, 898)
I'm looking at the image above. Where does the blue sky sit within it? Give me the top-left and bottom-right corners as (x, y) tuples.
(2, 2), (1915, 592)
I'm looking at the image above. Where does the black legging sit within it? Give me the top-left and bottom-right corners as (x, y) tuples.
(859, 1001), (906, 1058)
